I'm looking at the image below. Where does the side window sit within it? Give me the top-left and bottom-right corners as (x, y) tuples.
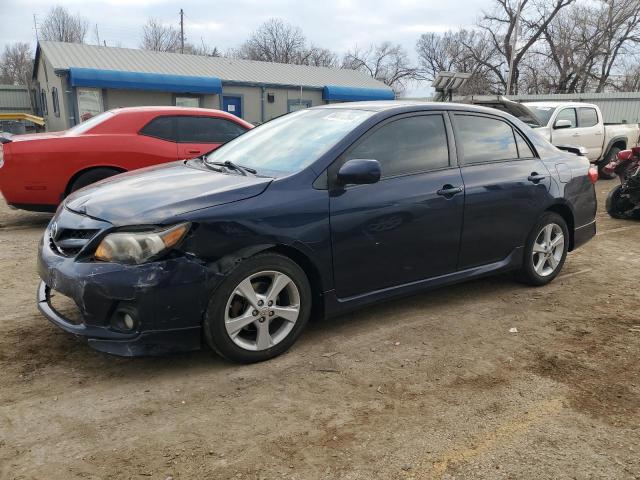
(140, 116), (176, 141)
(52, 87), (60, 117)
(555, 108), (577, 128)
(455, 115), (518, 164)
(177, 116), (249, 143)
(578, 107), (598, 127)
(515, 130), (535, 158)
(346, 115), (449, 178)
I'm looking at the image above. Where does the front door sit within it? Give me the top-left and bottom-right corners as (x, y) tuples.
(452, 113), (552, 269)
(223, 96), (242, 119)
(329, 113), (465, 299)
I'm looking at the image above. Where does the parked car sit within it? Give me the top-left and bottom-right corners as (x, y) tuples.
(463, 97), (640, 180)
(0, 106), (253, 212)
(37, 102), (597, 363)
(523, 101), (639, 179)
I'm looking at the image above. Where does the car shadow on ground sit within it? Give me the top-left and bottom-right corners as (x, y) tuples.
(11, 272), (524, 383)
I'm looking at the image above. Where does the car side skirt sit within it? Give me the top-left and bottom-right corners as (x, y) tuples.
(322, 247), (524, 318)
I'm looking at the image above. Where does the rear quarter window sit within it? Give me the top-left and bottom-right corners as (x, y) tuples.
(177, 116), (248, 143)
(140, 116), (176, 141)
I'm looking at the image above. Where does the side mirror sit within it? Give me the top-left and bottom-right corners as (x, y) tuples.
(554, 119), (572, 130)
(337, 159), (381, 186)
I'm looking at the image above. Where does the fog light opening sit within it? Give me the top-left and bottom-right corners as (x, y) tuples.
(111, 308), (138, 332)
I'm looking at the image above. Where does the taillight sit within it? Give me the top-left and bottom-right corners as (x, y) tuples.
(588, 166), (598, 184)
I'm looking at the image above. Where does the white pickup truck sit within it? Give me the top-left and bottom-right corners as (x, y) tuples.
(524, 101), (639, 178)
(464, 97), (640, 179)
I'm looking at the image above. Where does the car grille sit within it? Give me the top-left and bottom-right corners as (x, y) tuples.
(50, 228), (99, 257)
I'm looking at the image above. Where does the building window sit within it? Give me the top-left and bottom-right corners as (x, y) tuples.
(77, 88), (104, 122)
(40, 89), (48, 116)
(175, 96), (201, 108)
(52, 87), (60, 117)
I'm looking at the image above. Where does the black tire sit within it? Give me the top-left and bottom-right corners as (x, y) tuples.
(69, 168), (122, 193)
(598, 147), (621, 180)
(203, 253), (312, 363)
(516, 212), (569, 286)
(605, 184), (627, 219)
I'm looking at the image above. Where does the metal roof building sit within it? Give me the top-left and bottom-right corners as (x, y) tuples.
(0, 85), (33, 113)
(33, 41), (394, 131)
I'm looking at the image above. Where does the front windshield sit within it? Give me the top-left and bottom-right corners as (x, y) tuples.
(67, 111), (115, 135)
(526, 105), (557, 127)
(205, 108), (374, 175)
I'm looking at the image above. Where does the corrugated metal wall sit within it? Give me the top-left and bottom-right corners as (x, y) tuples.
(0, 85), (33, 113)
(509, 92), (640, 124)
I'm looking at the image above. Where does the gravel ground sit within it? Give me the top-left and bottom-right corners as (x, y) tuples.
(0, 179), (638, 480)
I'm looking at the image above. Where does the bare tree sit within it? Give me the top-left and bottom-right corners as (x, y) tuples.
(0, 42), (36, 112)
(0, 43), (33, 86)
(416, 29), (501, 94)
(478, 0), (575, 94)
(592, 0), (640, 92)
(342, 42), (417, 95)
(298, 46), (338, 68)
(140, 18), (181, 52)
(40, 5), (88, 43)
(237, 18), (306, 64)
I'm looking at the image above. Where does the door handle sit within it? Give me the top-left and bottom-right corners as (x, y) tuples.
(571, 133), (580, 137)
(527, 173), (546, 183)
(188, 149), (202, 154)
(436, 185), (463, 197)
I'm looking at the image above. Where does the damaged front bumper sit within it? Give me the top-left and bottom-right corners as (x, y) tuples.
(36, 208), (215, 356)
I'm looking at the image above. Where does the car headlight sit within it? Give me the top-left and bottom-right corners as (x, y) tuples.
(94, 222), (190, 264)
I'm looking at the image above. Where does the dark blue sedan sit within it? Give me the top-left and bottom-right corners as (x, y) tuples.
(37, 102), (597, 363)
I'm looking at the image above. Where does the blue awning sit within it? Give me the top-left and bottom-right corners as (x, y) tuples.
(323, 85), (395, 102)
(69, 68), (222, 94)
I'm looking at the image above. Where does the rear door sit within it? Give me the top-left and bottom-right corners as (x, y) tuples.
(452, 113), (551, 269)
(176, 116), (249, 158)
(329, 112), (465, 298)
(576, 106), (604, 161)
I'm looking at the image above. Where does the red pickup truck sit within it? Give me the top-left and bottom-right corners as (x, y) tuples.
(0, 106), (253, 212)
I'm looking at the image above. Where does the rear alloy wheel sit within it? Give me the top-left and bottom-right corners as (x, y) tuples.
(204, 253), (311, 363)
(517, 212), (569, 286)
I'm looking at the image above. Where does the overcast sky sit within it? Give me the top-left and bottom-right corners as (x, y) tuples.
(0, 0), (494, 96)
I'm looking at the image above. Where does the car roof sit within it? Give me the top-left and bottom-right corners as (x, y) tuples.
(314, 100), (513, 117)
(109, 106), (225, 115)
(523, 101), (597, 108)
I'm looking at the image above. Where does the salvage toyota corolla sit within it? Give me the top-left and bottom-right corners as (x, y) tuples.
(37, 102), (598, 363)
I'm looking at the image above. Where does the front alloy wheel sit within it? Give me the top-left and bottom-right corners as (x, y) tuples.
(204, 253), (311, 363)
(224, 271), (301, 351)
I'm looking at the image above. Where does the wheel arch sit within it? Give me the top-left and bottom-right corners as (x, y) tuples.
(64, 165), (126, 196)
(546, 203), (575, 251)
(603, 136), (628, 161)
(263, 244), (325, 317)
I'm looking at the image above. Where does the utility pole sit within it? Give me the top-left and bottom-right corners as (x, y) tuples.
(180, 9), (184, 54)
(33, 14), (39, 41)
(506, 0), (522, 96)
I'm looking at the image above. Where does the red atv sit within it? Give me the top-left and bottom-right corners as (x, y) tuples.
(604, 146), (640, 219)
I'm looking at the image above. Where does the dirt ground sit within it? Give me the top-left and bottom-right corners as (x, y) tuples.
(0, 180), (638, 480)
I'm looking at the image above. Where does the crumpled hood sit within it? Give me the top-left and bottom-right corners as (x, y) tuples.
(65, 161), (272, 225)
